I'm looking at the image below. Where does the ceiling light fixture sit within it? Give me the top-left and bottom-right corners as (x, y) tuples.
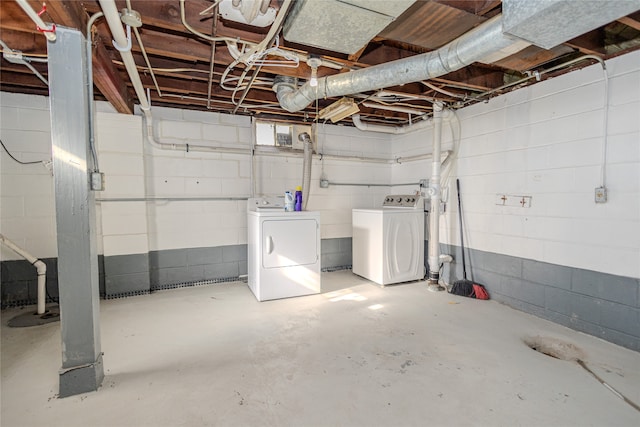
(318, 97), (360, 123)
(307, 56), (321, 87)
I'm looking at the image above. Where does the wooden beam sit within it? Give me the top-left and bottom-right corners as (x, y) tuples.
(564, 28), (607, 56)
(618, 16), (640, 32)
(44, 0), (133, 114)
(83, 0), (266, 44)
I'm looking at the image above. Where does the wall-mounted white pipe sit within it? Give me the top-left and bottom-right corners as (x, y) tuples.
(352, 110), (454, 134)
(98, 1), (456, 165)
(15, 0), (56, 42)
(0, 234), (47, 314)
(427, 102), (445, 290)
(99, 0), (149, 109)
(97, 1), (248, 155)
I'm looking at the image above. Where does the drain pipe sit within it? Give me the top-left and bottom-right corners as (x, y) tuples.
(426, 102), (446, 292)
(15, 0), (56, 42)
(99, 0), (249, 155)
(272, 14), (529, 112)
(0, 234), (47, 314)
(299, 132), (313, 210)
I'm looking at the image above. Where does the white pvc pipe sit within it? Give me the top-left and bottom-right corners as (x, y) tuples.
(99, 0), (453, 167)
(15, 0), (56, 42)
(427, 102), (444, 288)
(99, 0), (149, 110)
(352, 110), (454, 134)
(0, 234), (47, 314)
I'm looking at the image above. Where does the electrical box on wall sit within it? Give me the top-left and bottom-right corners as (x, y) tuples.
(594, 186), (607, 203)
(292, 125), (313, 151)
(90, 171), (104, 191)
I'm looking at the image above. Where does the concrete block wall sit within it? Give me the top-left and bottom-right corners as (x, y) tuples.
(2, 49), (638, 350)
(395, 51), (640, 350)
(0, 93), (57, 304)
(1, 94), (393, 303)
(95, 111), (150, 297)
(0, 93), (56, 259)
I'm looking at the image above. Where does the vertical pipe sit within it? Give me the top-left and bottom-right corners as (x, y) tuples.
(427, 102), (445, 291)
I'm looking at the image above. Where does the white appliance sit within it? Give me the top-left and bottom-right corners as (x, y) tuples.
(247, 197), (321, 301)
(352, 194), (425, 285)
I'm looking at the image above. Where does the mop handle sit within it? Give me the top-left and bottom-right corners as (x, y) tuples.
(456, 179), (467, 280)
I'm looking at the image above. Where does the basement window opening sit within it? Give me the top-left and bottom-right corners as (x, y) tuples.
(255, 121), (293, 148)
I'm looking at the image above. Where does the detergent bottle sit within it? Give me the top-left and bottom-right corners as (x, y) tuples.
(284, 191), (294, 212)
(294, 186), (303, 211)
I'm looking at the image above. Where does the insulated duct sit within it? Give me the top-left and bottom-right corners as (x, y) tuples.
(273, 14), (530, 112)
(502, 0), (640, 50)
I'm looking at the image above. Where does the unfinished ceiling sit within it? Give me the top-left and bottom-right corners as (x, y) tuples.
(1, 0), (640, 127)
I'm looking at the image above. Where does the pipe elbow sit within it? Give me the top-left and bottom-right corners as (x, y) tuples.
(34, 259), (47, 275)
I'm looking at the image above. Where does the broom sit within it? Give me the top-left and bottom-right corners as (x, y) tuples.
(449, 179), (489, 299)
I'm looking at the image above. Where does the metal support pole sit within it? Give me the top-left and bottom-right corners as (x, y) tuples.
(427, 102), (445, 292)
(48, 26), (104, 397)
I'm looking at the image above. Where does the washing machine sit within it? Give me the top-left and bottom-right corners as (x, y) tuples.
(352, 195), (425, 285)
(247, 197), (321, 301)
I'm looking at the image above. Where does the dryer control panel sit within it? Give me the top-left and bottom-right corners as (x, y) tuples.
(383, 194), (423, 209)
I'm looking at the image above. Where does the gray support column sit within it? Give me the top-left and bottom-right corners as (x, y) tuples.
(48, 26), (104, 397)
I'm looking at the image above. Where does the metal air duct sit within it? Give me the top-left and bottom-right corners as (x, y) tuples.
(283, 0), (415, 55)
(502, 0), (640, 50)
(272, 14), (531, 113)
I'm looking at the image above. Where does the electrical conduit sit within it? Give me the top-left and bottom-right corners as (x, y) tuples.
(0, 234), (47, 314)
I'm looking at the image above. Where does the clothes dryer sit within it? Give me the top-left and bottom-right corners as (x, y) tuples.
(247, 197), (321, 301)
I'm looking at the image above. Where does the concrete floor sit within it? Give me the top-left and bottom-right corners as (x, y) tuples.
(2, 270), (639, 426)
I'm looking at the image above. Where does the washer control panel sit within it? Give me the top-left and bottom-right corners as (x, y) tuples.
(383, 194), (422, 209)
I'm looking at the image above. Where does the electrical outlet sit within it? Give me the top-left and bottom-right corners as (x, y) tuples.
(595, 186), (607, 203)
(90, 172), (105, 191)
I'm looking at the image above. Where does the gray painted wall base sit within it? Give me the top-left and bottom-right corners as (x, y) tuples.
(1, 256), (106, 308)
(4, 238), (636, 351)
(58, 353), (104, 398)
(434, 242), (640, 352)
(104, 253), (150, 298)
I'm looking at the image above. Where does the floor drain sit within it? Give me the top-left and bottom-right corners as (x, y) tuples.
(523, 335), (640, 412)
(7, 305), (60, 327)
(523, 335), (585, 361)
